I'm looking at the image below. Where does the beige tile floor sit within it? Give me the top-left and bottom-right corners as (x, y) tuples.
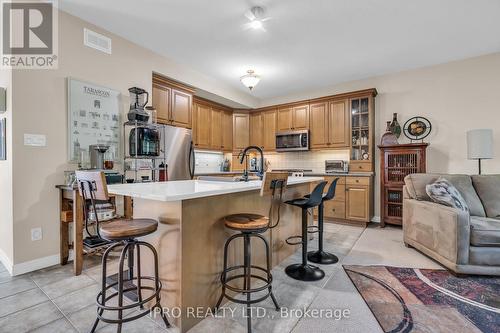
(0, 223), (443, 333)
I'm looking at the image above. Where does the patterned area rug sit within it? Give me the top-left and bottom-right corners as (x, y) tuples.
(343, 265), (500, 333)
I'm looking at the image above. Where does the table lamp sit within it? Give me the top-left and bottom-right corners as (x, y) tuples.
(467, 129), (493, 174)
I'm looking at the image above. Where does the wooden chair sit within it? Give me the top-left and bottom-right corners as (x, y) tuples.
(215, 172), (288, 333)
(74, 171), (171, 333)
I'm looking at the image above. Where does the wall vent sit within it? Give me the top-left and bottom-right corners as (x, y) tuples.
(84, 28), (112, 54)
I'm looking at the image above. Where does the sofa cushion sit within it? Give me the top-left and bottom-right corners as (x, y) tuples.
(404, 173), (486, 217)
(426, 178), (469, 213)
(470, 217), (500, 247)
(471, 175), (500, 218)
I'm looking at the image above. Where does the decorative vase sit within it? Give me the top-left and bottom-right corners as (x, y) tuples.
(389, 113), (402, 138)
(380, 121), (399, 145)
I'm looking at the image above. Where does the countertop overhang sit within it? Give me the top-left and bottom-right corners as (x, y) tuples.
(108, 176), (324, 202)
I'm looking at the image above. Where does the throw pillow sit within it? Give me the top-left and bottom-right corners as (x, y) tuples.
(426, 177), (470, 213)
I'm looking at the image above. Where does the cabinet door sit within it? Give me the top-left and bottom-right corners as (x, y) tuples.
(262, 110), (276, 151)
(249, 112), (263, 148)
(329, 100), (349, 147)
(170, 89), (192, 128)
(233, 113), (249, 151)
(221, 111), (233, 151)
(193, 103), (211, 149)
(346, 186), (369, 222)
(310, 102), (329, 148)
(277, 107), (293, 131)
(152, 84), (170, 124)
(292, 104), (310, 130)
(210, 108), (222, 149)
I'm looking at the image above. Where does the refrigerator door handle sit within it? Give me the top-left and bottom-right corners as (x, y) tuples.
(188, 141), (195, 179)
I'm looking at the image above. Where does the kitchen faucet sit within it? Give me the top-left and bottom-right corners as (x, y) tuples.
(239, 146), (264, 181)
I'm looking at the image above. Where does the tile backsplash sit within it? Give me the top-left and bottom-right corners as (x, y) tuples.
(195, 150), (225, 173)
(264, 150), (350, 173)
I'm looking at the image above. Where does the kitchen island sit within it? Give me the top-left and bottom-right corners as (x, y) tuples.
(107, 176), (323, 332)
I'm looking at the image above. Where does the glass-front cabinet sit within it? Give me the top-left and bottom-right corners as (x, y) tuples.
(350, 95), (374, 172)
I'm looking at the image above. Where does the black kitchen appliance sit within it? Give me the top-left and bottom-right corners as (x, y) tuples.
(129, 126), (160, 156)
(127, 87), (150, 122)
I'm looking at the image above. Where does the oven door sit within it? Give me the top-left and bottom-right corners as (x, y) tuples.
(275, 130), (309, 152)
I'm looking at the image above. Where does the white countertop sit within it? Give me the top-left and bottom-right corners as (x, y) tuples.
(108, 176), (323, 202)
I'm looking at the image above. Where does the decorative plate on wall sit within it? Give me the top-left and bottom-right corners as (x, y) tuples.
(403, 116), (432, 142)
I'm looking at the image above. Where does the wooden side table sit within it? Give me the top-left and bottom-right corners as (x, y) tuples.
(56, 185), (132, 275)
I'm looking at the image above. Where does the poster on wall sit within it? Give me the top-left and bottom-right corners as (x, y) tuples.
(67, 78), (121, 165)
(0, 118), (6, 160)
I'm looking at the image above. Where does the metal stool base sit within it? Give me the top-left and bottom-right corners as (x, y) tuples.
(307, 250), (339, 265)
(285, 263), (325, 281)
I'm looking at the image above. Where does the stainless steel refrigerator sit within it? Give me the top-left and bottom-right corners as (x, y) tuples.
(162, 125), (195, 180)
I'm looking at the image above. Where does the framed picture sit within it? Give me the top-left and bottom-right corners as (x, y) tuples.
(0, 118), (6, 160)
(67, 78), (121, 164)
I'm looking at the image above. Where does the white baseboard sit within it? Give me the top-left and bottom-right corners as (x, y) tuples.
(11, 254), (61, 276)
(371, 216), (381, 223)
(0, 247), (13, 275)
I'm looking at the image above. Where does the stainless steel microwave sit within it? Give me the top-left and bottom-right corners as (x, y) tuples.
(275, 130), (309, 152)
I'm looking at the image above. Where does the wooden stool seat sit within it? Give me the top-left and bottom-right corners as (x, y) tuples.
(223, 214), (269, 231)
(100, 218), (158, 240)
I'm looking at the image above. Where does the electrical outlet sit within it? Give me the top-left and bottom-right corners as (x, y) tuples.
(31, 227), (42, 241)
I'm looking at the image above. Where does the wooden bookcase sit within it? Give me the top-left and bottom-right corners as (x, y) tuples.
(378, 143), (429, 227)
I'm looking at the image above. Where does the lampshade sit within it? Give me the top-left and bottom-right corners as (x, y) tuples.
(240, 70), (260, 90)
(467, 129), (494, 160)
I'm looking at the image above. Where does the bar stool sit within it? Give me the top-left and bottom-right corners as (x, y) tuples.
(284, 181), (328, 281)
(75, 171), (171, 333)
(215, 172), (289, 333)
(306, 178), (340, 264)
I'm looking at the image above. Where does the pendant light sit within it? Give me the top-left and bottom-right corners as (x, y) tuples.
(240, 70), (261, 90)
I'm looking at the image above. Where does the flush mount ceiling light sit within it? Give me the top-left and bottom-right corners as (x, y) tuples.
(240, 70), (261, 90)
(243, 6), (271, 31)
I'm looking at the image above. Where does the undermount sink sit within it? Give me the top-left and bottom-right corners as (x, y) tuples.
(197, 175), (261, 182)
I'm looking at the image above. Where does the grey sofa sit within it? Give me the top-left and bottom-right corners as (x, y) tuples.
(403, 174), (500, 276)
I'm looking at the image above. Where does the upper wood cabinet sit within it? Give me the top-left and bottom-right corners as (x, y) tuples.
(170, 89), (192, 128)
(221, 111), (233, 151)
(152, 84), (170, 124)
(210, 108), (223, 150)
(277, 103), (309, 131)
(193, 98), (233, 151)
(233, 113), (249, 151)
(193, 102), (211, 149)
(262, 110), (276, 151)
(152, 75), (194, 129)
(329, 100), (349, 147)
(310, 99), (349, 149)
(310, 102), (329, 148)
(249, 112), (263, 148)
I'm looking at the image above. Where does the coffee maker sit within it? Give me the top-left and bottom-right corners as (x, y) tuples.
(127, 87), (150, 122)
(89, 144), (109, 169)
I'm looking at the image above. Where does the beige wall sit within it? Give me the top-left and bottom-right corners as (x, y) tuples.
(9, 9), (258, 267)
(0, 68), (13, 269)
(261, 52), (500, 218)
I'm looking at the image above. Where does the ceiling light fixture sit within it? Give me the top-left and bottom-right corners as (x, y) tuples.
(244, 6), (271, 31)
(240, 70), (261, 90)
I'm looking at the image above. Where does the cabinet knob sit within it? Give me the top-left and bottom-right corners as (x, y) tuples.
(356, 179), (359, 183)
(332, 208), (336, 212)
(358, 165), (362, 169)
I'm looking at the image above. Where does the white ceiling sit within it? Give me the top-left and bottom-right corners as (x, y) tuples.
(59, 0), (500, 102)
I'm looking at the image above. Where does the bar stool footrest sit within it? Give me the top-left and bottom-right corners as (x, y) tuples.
(307, 225), (319, 234)
(285, 235), (303, 246)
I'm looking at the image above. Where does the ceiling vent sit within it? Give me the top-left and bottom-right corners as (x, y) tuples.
(84, 28), (112, 54)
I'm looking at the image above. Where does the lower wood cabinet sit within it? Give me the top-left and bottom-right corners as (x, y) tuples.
(314, 175), (373, 225)
(346, 185), (370, 222)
